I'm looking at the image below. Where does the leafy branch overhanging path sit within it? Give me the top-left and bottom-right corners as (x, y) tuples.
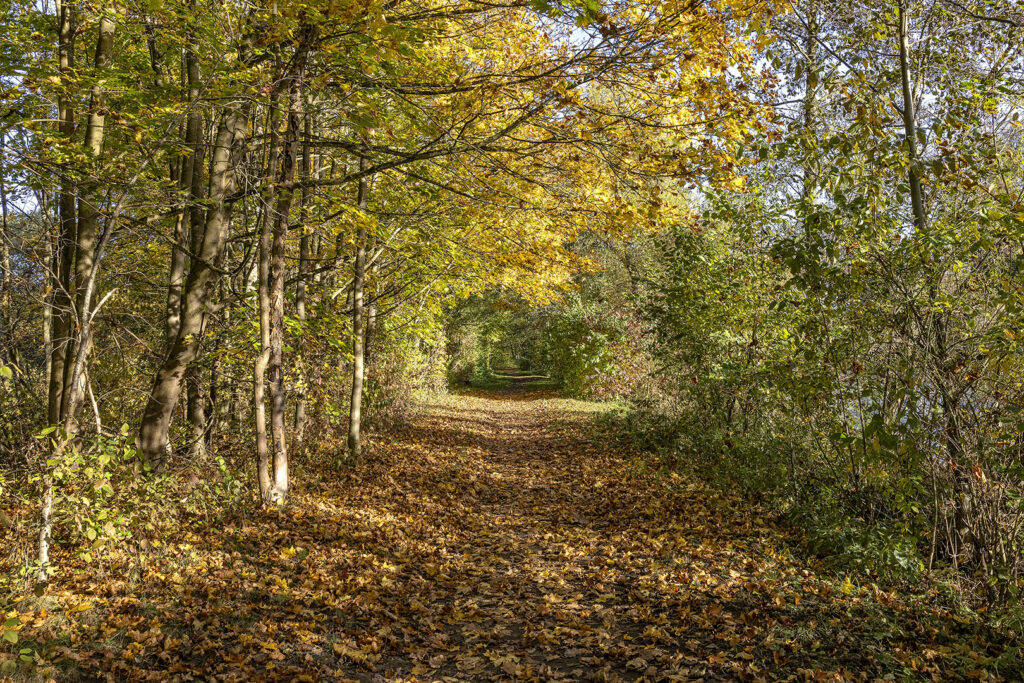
(46, 376), (1018, 680)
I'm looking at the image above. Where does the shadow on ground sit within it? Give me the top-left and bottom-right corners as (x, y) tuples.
(16, 376), (1023, 681)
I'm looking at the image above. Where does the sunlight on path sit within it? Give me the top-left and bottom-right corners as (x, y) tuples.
(42, 376), (1019, 681)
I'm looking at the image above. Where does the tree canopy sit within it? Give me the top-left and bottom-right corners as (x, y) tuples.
(2, 0), (1024, 678)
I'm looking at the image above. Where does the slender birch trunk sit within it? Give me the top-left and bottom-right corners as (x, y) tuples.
(0, 132), (10, 308)
(254, 86), (281, 504)
(347, 155), (369, 465)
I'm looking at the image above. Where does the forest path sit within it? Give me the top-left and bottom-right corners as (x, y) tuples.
(267, 375), (1011, 681)
(43, 375), (1016, 680)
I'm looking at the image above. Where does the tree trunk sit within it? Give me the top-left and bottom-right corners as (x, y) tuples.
(214, 275), (231, 433)
(47, 0), (76, 429)
(0, 131), (10, 308)
(186, 365), (207, 459)
(293, 111), (313, 453)
(167, 44), (203, 344)
(208, 339), (223, 441)
(37, 192), (53, 388)
(801, 9), (818, 218)
(254, 86), (282, 505)
(267, 31), (313, 502)
(137, 104), (250, 466)
(898, 0), (927, 235)
(64, 13), (116, 425)
(37, 475), (53, 584)
(86, 368), (102, 435)
(347, 155), (370, 464)
(365, 260), (379, 376)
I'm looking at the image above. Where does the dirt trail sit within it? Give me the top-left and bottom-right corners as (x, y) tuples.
(38, 377), (1020, 680)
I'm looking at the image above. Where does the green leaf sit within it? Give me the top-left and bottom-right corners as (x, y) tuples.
(529, 0), (555, 14)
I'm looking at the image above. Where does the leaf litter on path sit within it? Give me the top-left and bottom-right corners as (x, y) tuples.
(6, 378), (1022, 681)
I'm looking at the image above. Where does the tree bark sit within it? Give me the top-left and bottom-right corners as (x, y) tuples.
(137, 104), (250, 466)
(0, 132), (10, 308)
(37, 474), (53, 583)
(898, 0), (927, 235)
(363, 258), (380, 417)
(293, 109), (313, 453)
(47, 0), (76, 428)
(42, 194), (52, 390)
(267, 30), (314, 502)
(801, 9), (818, 215)
(167, 43), (203, 344)
(64, 13), (116, 424)
(347, 155), (370, 464)
(186, 365), (207, 459)
(254, 86), (282, 504)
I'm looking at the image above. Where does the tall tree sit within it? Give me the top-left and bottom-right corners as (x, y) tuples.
(137, 102), (251, 465)
(348, 155), (370, 464)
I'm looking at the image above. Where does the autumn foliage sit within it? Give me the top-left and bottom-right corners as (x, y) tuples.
(2, 0), (1024, 678)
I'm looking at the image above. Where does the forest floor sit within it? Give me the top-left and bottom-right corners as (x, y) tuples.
(5, 375), (1023, 681)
